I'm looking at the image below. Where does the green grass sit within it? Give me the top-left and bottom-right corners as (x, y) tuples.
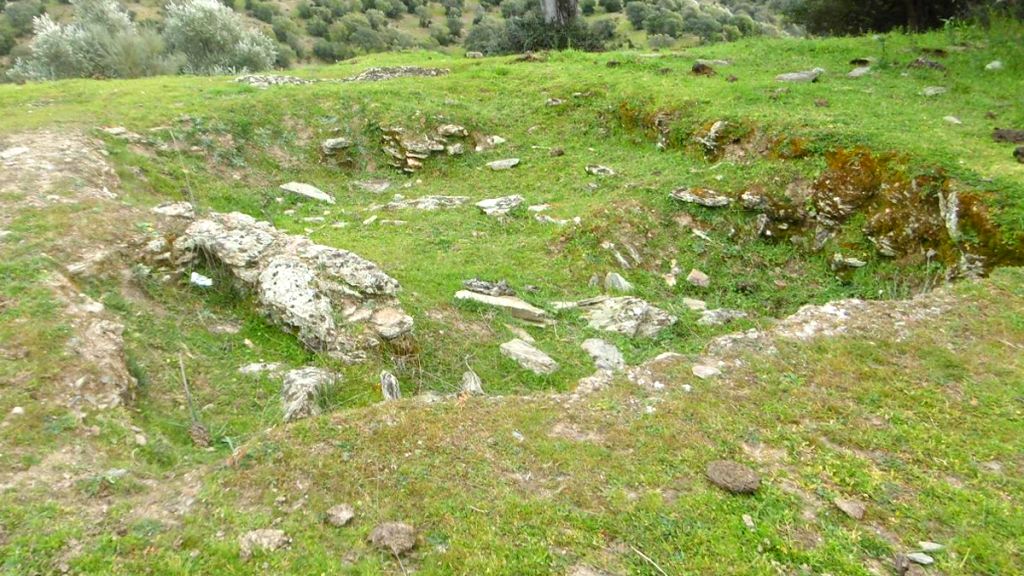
(1, 23), (1023, 575)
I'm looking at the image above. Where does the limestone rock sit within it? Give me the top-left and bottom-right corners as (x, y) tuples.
(922, 86), (947, 97)
(326, 503), (355, 527)
(321, 137), (352, 156)
(344, 66), (448, 82)
(280, 182), (335, 204)
(581, 297), (677, 338)
(487, 158), (520, 171)
(698, 308), (748, 326)
(380, 370), (401, 400)
(239, 529), (290, 559)
(463, 278), (515, 297)
(686, 269), (710, 288)
(385, 195), (469, 210)
(461, 370), (484, 395)
(455, 290), (548, 323)
(354, 179), (392, 194)
(370, 307), (414, 340)
(692, 364), (722, 379)
(603, 272), (633, 293)
(585, 165), (616, 177)
(906, 552), (934, 566)
(369, 522), (416, 555)
(476, 195), (525, 217)
(985, 60), (1004, 71)
(500, 339), (559, 374)
(775, 68), (825, 82)
(281, 367), (334, 422)
(169, 212), (408, 362)
(847, 66), (871, 78)
(706, 460), (761, 494)
(581, 338), (625, 371)
(670, 187), (731, 207)
(236, 74), (312, 88)
(152, 201), (195, 220)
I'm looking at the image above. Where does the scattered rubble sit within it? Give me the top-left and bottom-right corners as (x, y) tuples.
(581, 297), (677, 338)
(344, 66), (448, 82)
(236, 75), (313, 89)
(384, 195), (469, 210)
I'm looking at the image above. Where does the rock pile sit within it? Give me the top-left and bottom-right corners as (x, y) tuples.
(344, 66), (448, 82)
(235, 75), (313, 89)
(150, 209), (412, 362)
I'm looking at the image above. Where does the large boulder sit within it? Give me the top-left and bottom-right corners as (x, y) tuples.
(167, 212), (412, 362)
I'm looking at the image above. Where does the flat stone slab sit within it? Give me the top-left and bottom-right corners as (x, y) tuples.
(280, 182), (335, 204)
(500, 338), (559, 374)
(454, 290), (548, 323)
(670, 187), (731, 207)
(486, 158), (520, 171)
(476, 195), (525, 217)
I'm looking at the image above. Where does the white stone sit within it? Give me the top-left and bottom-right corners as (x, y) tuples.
(189, 272), (214, 287)
(603, 272), (633, 293)
(0, 146), (29, 160)
(454, 290), (549, 323)
(500, 339), (559, 374)
(776, 68), (825, 82)
(280, 182), (335, 204)
(581, 339), (625, 371)
(985, 60), (1003, 71)
(476, 195), (525, 217)
(692, 364), (721, 379)
(906, 552), (934, 566)
(670, 187), (731, 207)
(380, 370), (401, 400)
(281, 367), (335, 422)
(847, 66), (871, 78)
(686, 269), (710, 288)
(486, 158), (520, 171)
(370, 307), (414, 340)
(683, 298), (707, 311)
(582, 297), (677, 338)
(461, 370), (484, 395)
(239, 529), (290, 560)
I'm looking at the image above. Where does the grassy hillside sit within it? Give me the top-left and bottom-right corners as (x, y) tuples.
(1, 22), (1023, 575)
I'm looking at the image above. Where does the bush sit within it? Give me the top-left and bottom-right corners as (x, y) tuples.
(0, 20), (15, 55)
(428, 21), (450, 44)
(464, 17), (507, 53)
(3, 0), (43, 35)
(312, 37), (353, 60)
(306, 16), (329, 36)
(415, 4), (430, 27)
(8, 0), (182, 80)
(647, 32), (673, 48)
(589, 17), (616, 40)
(163, 0), (277, 74)
(624, 1), (649, 27)
(580, 0), (594, 15)
(249, 1), (276, 22)
(598, 0), (620, 13)
(446, 13), (462, 37)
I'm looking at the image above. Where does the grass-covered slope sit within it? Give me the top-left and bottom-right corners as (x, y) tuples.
(1, 23), (1023, 575)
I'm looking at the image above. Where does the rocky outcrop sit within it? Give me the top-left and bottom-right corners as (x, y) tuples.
(161, 211), (412, 362)
(580, 297), (677, 338)
(281, 367), (335, 422)
(381, 124), (469, 172)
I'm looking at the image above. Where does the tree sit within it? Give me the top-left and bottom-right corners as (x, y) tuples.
(162, 0), (277, 73)
(599, 0), (621, 13)
(784, 0), (960, 35)
(415, 4), (430, 27)
(446, 13), (463, 37)
(539, 0), (576, 26)
(580, 0), (595, 15)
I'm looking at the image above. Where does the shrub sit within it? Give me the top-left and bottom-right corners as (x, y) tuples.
(624, 1), (649, 27)
(163, 0), (277, 73)
(647, 32), (673, 48)
(306, 16), (329, 36)
(415, 4), (430, 27)
(428, 21), (450, 44)
(464, 17), (507, 53)
(3, 0), (43, 35)
(599, 0), (620, 13)
(580, 0), (594, 15)
(8, 0), (181, 80)
(249, 1), (276, 22)
(446, 13), (462, 37)
(0, 20), (15, 55)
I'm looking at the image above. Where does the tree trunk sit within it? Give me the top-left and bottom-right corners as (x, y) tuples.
(541, 0), (578, 26)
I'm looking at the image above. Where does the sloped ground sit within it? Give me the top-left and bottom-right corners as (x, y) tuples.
(1, 24), (1023, 575)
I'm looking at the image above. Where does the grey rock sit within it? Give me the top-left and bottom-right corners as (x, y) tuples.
(922, 86), (948, 97)
(344, 66), (448, 83)
(706, 460), (761, 494)
(370, 307), (414, 340)
(239, 362), (283, 376)
(985, 60), (1004, 71)
(581, 338), (625, 371)
(918, 541), (943, 552)
(437, 124), (468, 137)
(239, 529), (290, 559)
(603, 272), (633, 293)
(698, 308), (747, 326)
(380, 370), (401, 401)
(585, 165), (616, 177)
(326, 504), (355, 527)
(280, 182), (335, 204)
(500, 339), (559, 374)
(683, 297), (707, 311)
(686, 269), (710, 288)
(466, 51), (483, 58)
(695, 58), (731, 67)
(461, 370), (484, 395)
(944, 115), (963, 125)
(581, 297), (677, 338)
(670, 187), (731, 207)
(906, 552), (934, 566)
(463, 278), (515, 297)
(385, 195), (469, 210)
(171, 212), (407, 362)
(692, 364), (722, 379)
(454, 290), (548, 323)
(476, 195), (525, 217)
(368, 522), (416, 555)
(281, 367), (335, 422)
(831, 253), (867, 271)
(486, 158), (520, 171)
(151, 201), (195, 220)
(847, 66), (871, 78)
(321, 137), (353, 155)
(775, 68), (825, 82)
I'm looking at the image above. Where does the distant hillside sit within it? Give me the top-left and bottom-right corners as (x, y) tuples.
(0, 0), (794, 75)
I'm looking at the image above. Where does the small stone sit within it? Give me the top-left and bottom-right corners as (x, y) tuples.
(906, 552), (934, 566)
(436, 124), (468, 137)
(582, 297), (677, 338)
(0, 146), (29, 160)
(686, 269), (710, 288)
(683, 298), (707, 311)
(985, 60), (1004, 71)
(546, 98), (564, 106)
(369, 522), (416, 555)
(944, 115), (963, 125)
(461, 370), (484, 395)
(742, 514), (755, 530)
(918, 541), (944, 552)
(326, 504), (355, 527)
(698, 308), (747, 326)
(847, 66), (871, 78)
(10, 406), (24, 416)
(500, 339), (559, 375)
(833, 497), (866, 520)
(775, 68), (825, 83)
(486, 158), (520, 171)
(670, 187), (731, 207)
(380, 371), (401, 401)
(354, 179), (392, 194)
(603, 272), (633, 293)
(280, 182), (335, 204)
(549, 147), (565, 157)
(321, 137), (353, 155)
(476, 195), (525, 217)
(239, 529), (290, 559)
(151, 201), (196, 219)
(463, 278), (515, 297)
(585, 165), (615, 177)
(706, 460), (760, 494)
(692, 364), (721, 379)
(831, 253), (868, 271)
(466, 51), (483, 58)
(369, 307), (414, 340)
(922, 86), (948, 97)
(189, 272), (213, 287)
(581, 338), (625, 371)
